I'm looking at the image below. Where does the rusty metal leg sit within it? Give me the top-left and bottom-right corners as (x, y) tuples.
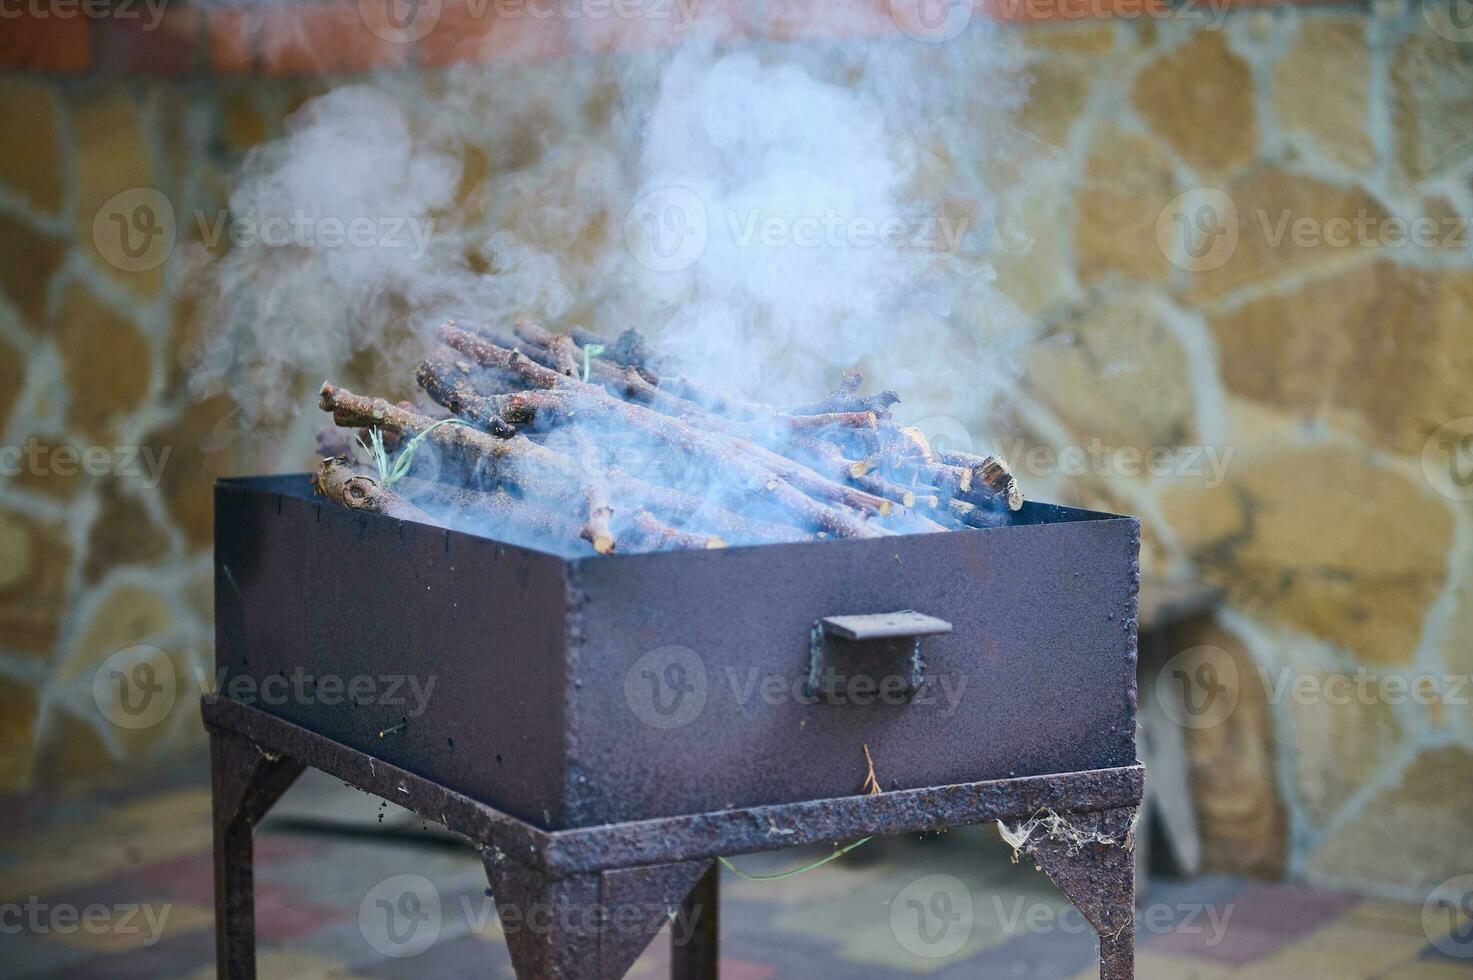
(485, 849), (714, 980)
(1014, 806), (1138, 980)
(670, 862), (719, 980)
(210, 728), (306, 980)
(1099, 927), (1134, 980)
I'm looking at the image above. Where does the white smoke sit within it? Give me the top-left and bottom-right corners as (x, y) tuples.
(191, 14), (1040, 478)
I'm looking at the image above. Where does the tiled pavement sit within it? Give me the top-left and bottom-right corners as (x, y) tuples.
(3, 760), (1471, 979)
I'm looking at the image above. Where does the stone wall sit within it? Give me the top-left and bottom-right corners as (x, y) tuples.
(0, 1), (1469, 898)
(993, 5), (1473, 899)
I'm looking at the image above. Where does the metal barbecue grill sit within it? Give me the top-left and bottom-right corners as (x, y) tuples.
(206, 474), (1144, 978)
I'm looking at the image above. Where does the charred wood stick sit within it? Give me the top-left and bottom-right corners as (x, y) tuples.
(568, 328), (887, 422)
(851, 473), (918, 510)
(474, 487), (594, 550)
(727, 435), (892, 517)
(935, 449), (1025, 512)
(569, 431), (616, 554)
(583, 492), (616, 554)
(877, 421), (1022, 511)
(628, 510), (726, 551)
(615, 479), (810, 544)
(391, 475), (594, 553)
(564, 327), (788, 420)
(781, 370), (900, 417)
(716, 411), (880, 433)
(312, 456), (435, 524)
(439, 325), (885, 537)
(787, 435), (869, 481)
(575, 354), (712, 418)
(948, 498), (1011, 529)
(446, 327), (887, 517)
(569, 326), (671, 382)
(444, 323), (565, 389)
(881, 506), (951, 534)
(322, 381), (526, 463)
(415, 357), (530, 437)
(923, 462), (972, 498)
(513, 319), (580, 377)
(322, 382), (806, 545)
(520, 326), (868, 429)
(791, 391), (898, 416)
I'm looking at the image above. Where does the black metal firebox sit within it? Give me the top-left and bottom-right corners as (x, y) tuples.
(207, 475), (1144, 979)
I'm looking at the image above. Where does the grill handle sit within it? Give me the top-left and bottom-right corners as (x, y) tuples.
(806, 610), (954, 704)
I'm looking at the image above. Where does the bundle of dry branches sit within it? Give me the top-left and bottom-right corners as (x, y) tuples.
(313, 321), (1024, 555)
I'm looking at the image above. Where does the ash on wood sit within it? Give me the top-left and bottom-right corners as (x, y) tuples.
(312, 320), (1025, 554)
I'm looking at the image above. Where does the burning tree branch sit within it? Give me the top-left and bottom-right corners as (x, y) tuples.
(311, 321), (1025, 554)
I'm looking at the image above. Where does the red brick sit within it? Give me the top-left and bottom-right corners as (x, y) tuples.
(982, 0), (1167, 22)
(97, 7), (200, 76)
(0, 11), (92, 72)
(207, 8), (258, 73)
(757, 0), (897, 40)
(261, 1), (408, 76)
(416, 0), (574, 67)
(575, 0), (748, 54)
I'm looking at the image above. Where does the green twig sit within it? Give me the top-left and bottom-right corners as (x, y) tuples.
(716, 837), (873, 881)
(354, 417), (472, 488)
(581, 343), (606, 383)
